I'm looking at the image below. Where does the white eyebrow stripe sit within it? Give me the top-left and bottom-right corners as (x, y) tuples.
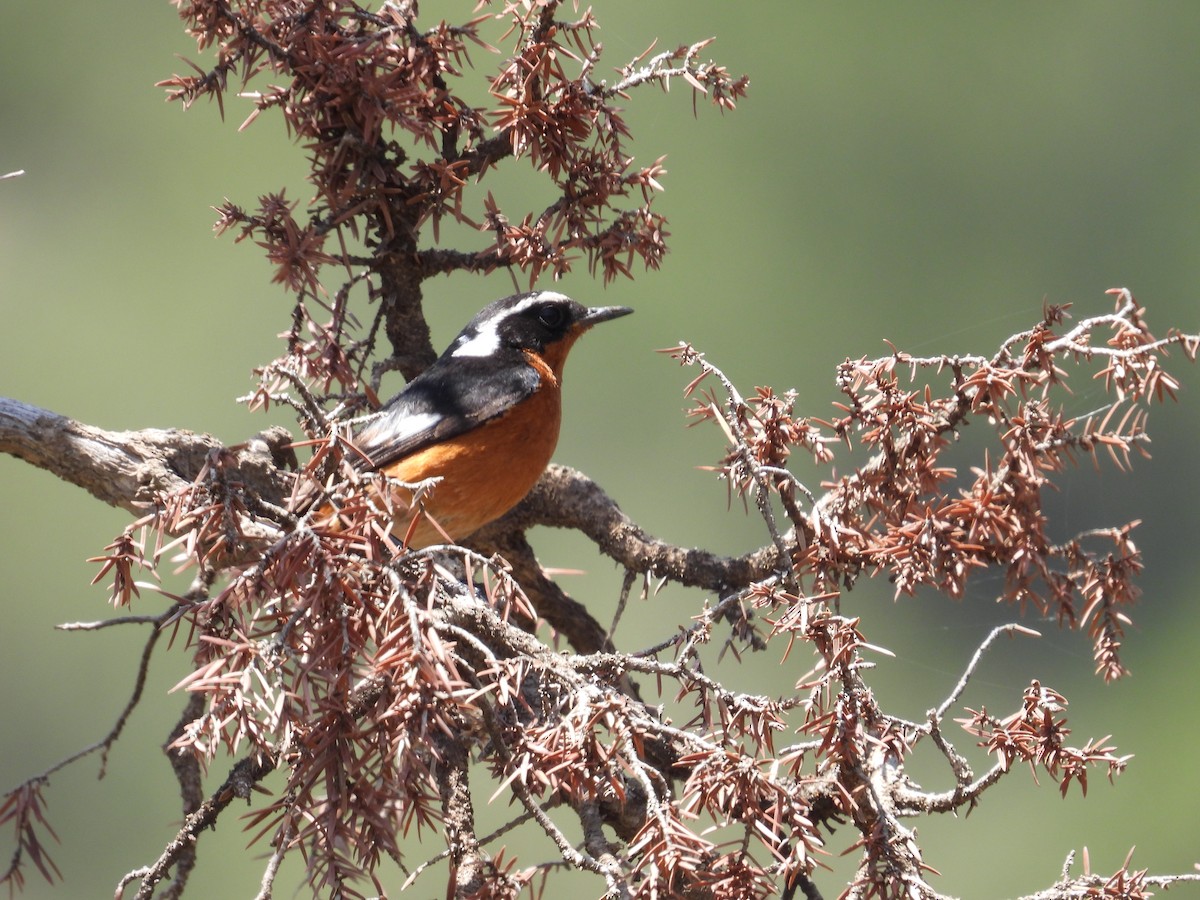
(448, 291), (573, 358)
(524, 290), (570, 305)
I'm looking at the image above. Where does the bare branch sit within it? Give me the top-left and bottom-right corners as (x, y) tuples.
(487, 463), (781, 589)
(935, 624), (1042, 721)
(0, 397), (296, 516)
(117, 753), (276, 900)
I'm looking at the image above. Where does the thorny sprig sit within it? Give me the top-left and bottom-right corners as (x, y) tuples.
(957, 681), (1131, 798)
(161, 0), (746, 420)
(1, 288), (1183, 898)
(1, 610), (172, 895)
(641, 289), (1198, 895)
(114, 495), (830, 897)
(5, 0), (1196, 894)
(1040, 847), (1200, 900)
(666, 288), (1195, 683)
(0, 782), (61, 892)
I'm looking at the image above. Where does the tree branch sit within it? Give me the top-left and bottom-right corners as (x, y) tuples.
(117, 752), (277, 900)
(0, 397), (296, 514)
(491, 463), (781, 590)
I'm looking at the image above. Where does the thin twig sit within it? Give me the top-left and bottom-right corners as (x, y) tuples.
(934, 623), (1042, 721)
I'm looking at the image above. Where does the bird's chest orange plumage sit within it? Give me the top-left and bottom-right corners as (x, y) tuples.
(378, 348), (566, 548)
(304, 292), (630, 549)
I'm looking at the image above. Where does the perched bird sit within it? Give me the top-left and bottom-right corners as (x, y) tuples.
(316, 291), (632, 548)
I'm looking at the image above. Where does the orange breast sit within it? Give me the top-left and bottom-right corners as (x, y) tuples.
(380, 361), (563, 548)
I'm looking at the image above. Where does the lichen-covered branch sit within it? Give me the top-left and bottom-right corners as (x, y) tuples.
(0, 397), (295, 516)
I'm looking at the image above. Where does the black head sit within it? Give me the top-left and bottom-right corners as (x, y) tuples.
(447, 291), (633, 359)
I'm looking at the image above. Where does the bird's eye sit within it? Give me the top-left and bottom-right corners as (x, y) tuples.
(536, 304), (567, 329)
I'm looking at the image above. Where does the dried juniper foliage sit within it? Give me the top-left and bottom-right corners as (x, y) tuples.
(5, 1), (1200, 898)
(159, 0), (746, 408)
(671, 290), (1190, 683)
(40, 289), (1187, 899)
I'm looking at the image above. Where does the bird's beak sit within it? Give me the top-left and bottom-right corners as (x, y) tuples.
(579, 305), (634, 329)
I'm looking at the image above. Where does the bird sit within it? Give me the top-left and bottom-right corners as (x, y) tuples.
(310, 290), (632, 548)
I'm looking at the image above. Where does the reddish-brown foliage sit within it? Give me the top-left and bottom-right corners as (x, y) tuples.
(4, 2), (1199, 899)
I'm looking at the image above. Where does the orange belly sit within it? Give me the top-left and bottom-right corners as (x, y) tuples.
(377, 376), (562, 548)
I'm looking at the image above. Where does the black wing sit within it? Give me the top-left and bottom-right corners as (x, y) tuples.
(351, 355), (540, 471)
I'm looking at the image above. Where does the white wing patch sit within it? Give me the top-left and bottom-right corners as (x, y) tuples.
(358, 410), (440, 445)
(450, 325), (501, 358)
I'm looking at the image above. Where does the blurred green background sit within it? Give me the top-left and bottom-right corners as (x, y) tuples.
(3, 2), (1199, 897)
